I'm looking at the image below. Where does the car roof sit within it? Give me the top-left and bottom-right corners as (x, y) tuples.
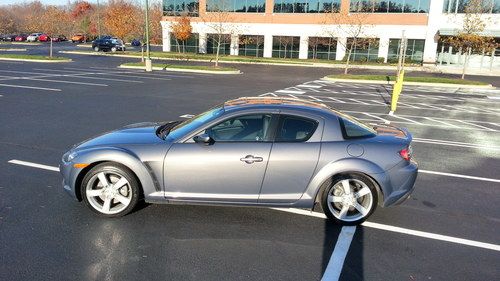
(223, 97), (339, 116)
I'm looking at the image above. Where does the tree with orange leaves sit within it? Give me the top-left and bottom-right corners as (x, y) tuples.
(70, 1), (93, 38)
(171, 15), (193, 53)
(39, 6), (70, 57)
(104, 0), (142, 42)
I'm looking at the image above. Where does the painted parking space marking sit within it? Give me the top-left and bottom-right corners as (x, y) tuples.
(37, 68), (173, 81)
(0, 83), (61, 91)
(272, 208), (500, 252)
(413, 137), (500, 150)
(24, 77), (108, 87)
(8, 160), (59, 172)
(390, 114), (423, 125)
(422, 117), (460, 128)
(63, 67), (197, 79)
(275, 89), (306, 95)
(180, 114), (194, 118)
(321, 226), (356, 281)
(456, 120), (496, 132)
(419, 170), (500, 183)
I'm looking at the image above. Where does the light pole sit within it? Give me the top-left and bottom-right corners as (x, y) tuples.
(144, 0), (152, 72)
(97, 0), (101, 39)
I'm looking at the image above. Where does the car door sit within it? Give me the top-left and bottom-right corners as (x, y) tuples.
(163, 113), (275, 203)
(259, 113), (323, 203)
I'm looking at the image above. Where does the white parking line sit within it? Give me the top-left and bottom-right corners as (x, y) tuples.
(419, 170), (500, 183)
(37, 68), (173, 81)
(422, 117), (460, 128)
(8, 160), (59, 172)
(180, 114), (194, 118)
(321, 226), (356, 281)
(276, 89), (306, 95)
(456, 120), (496, 132)
(413, 137), (500, 150)
(271, 208), (500, 252)
(25, 78), (108, 87)
(0, 83), (61, 91)
(7, 158), (500, 253)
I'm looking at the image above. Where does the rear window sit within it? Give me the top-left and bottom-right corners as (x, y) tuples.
(276, 115), (318, 142)
(339, 116), (377, 139)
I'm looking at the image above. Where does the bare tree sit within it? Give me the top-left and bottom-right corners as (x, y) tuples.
(323, 5), (375, 74)
(202, 0), (241, 67)
(448, 0), (495, 79)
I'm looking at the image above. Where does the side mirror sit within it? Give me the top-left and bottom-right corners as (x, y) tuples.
(193, 133), (213, 145)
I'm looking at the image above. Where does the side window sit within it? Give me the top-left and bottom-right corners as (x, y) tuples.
(206, 114), (272, 142)
(276, 115), (318, 142)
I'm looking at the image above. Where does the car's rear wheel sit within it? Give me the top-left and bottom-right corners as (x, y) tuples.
(111, 47), (117, 52)
(322, 174), (377, 225)
(81, 163), (139, 217)
(94, 46), (99, 52)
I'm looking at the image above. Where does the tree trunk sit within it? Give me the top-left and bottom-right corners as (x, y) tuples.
(49, 38), (53, 58)
(461, 47), (471, 80)
(344, 44), (354, 75)
(215, 35), (221, 67)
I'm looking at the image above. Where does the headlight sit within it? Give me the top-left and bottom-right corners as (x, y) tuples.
(66, 151), (78, 162)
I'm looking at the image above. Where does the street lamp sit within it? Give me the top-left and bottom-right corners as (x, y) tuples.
(144, 0), (152, 72)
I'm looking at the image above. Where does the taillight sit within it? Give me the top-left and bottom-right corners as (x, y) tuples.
(399, 145), (412, 161)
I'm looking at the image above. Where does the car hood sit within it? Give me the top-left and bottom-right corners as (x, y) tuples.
(74, 121), (176, 150)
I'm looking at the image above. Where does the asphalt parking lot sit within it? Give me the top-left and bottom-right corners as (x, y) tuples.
(1, 44), (499, 281)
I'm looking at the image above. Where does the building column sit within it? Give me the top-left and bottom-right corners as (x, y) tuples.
(423, 0), (444, 64)
(230, 34), (239, 56)
(378, 37), (390, 63)
(162, 22), (171, 52)
(299, 35), (309, 59)
(198, 33), (207, 54)
(263, 34), (273, 58)
(335, 37), (347, 61)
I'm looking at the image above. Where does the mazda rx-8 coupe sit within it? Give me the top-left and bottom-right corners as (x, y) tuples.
(60, 97), (418, 225)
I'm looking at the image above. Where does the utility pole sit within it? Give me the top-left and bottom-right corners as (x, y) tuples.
(144, 0), (152, 72)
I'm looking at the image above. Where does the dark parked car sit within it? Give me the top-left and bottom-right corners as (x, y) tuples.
(131, 39), (141, 47)
(92, 37), (126, 52)
(52, 35), (67, 42)
(0, 34), (16, 41)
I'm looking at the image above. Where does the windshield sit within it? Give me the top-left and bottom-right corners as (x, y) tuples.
(165, 105), (224, 141)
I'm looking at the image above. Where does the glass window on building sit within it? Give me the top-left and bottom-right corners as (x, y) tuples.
(163, 0), (199, 16)
(443, 0), (500, 13)
(170, 33), (199, 53)
(272, 36), (300, 59)
(350, 0), (430, 13)
(207, 34), (231, 55)
(387, 39), (425, 63)
(239, 35), (264, 57)
(207, 0), (265, 12)
(274, 0), (341, 13)
(347, 38), (379, 62)
(308, 37), (337, 60)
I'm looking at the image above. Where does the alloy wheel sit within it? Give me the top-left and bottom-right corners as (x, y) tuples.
(85, 171), (132, 215)
(326, 178), (374, 222)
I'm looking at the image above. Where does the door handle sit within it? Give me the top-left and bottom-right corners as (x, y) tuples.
(240, 155), (263, 164)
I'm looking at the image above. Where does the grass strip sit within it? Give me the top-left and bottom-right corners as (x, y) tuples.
(327, 74), (488, 85)
(122, 62), (238, 72)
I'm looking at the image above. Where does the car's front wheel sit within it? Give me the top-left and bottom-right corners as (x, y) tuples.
(81, 163), (140, 217)
(93, 46), (99, 52)
(111, 46), (117, 52)
(322, 174), (377, 225)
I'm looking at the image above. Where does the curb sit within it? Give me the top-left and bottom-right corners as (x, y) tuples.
(58, 50), (417, 69)
(0, 48), (27, 52)
(321, 77), (494, 89)
(0, 57), (72, 63)
(119, 64), (241, 75)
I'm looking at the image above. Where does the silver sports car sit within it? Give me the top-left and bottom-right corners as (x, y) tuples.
(60, 97), (418, 225)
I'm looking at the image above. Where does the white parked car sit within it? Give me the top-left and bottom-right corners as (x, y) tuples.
(27, 33), (42, 42)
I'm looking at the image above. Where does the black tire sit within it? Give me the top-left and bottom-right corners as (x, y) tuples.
(321, 173), (378, 225)
(81, 163), (140, 217)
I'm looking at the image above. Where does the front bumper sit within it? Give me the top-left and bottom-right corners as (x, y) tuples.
(60, 156), (80, 201)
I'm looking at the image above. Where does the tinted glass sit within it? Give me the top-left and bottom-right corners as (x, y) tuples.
(276, 116), (317, 142)
(167, 106), (224, 140)
(206, 114), (272, 142)
(339, 116), (377, 139)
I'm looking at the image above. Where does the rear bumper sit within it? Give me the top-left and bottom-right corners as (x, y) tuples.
(372, 160), (418, 207)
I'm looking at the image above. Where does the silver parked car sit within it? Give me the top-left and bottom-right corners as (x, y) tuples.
(60, 97), (418, 225)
